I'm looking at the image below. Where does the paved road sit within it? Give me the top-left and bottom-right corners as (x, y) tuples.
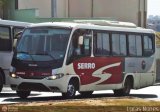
(0, 85), (160, 104)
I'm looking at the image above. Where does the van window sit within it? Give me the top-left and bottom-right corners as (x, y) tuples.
(0, 26), (11, 51)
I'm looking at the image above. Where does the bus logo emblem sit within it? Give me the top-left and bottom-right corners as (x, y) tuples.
(31, 73), (34, 76)
(28, 64), (38, 67)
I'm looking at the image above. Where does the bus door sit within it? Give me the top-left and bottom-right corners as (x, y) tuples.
(67, 29), (95, 86)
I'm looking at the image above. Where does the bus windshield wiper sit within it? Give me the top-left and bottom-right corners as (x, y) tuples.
(36, 51), (55, 60)
(17, 51), (30, 54)
(17, 51), (37, 64)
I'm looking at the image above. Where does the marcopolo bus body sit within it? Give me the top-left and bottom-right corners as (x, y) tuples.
(0, 19), (32, 92)
(10, 21), (156, 99)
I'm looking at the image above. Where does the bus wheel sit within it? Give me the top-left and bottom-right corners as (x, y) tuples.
(114, 77), (132, 96)
(80, 91), (93, 97)
(16, 91), (30, 99)
(0, 72), (4, 92)
(62, 81), (76, 99)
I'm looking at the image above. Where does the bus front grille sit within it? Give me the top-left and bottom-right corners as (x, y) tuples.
(18, 83), (50, 91)
(19, 76), (47, 79)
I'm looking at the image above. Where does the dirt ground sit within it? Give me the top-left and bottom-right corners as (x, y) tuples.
(2, 97), (160, 112)
(12, 97), (160, 107)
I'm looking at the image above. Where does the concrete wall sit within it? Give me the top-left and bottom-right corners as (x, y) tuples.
(93, 0), (139, 25)
(68, 0), (146, 27)
(8, 0), (147, 27)
(56, 0), (67, 18)
(18, 0), (51, 18)
(69, 0), (92, 17)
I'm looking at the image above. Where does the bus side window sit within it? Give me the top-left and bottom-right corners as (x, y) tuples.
(94, 32), (110, 56)
(128, 35), (137, 56)
(143, 35), (154, 56)
(128, 34), (142, 57)
(111, 33), (127, 56)
(0, 26), (11, 51)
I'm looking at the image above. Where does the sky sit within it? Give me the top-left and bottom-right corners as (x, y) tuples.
(148, 0), (160, 16)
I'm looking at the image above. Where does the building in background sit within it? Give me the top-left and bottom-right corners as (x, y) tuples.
(7, 0), (147, 27)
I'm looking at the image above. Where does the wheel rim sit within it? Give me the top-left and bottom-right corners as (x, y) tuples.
(67, 84), (75, 96)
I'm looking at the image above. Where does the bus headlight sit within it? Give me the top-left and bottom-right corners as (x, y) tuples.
(10, 73), (19, 78)
(10, 66), (19, 78)
(47, 73), (64, 80)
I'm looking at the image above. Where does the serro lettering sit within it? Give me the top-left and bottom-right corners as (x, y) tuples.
(78, 63), (95, 69)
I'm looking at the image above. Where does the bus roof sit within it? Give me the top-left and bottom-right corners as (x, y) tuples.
(0, 19), (32, 27)
(29, 21), (155, 34)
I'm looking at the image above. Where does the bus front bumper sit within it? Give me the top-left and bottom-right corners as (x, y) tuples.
(9, 75), (73, 93)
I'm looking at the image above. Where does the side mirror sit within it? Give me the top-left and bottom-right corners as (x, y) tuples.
(14, 31), (22, 39)
(78, 36), (84, 45)
(13, 39), (17, 50)
(13, 31), (23, 50)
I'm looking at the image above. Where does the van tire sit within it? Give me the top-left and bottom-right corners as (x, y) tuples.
(0, 72), (3, 92)
(62, 81), (76, 99)
(114, 77), (131, 96)
(16, 91), (30, 99)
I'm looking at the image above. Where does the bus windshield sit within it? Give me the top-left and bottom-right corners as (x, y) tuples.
(16, 27), (71, 62)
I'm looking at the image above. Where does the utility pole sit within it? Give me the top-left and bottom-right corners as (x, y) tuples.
(138, 0), (141, 27)
(65, 0), (69, 17)
(91, 0), (93, 17)
(67, 0), (70, 17)
(143, 0), (147, 28)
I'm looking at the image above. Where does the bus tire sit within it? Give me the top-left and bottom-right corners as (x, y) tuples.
(16, 90), (30, 99)
(62, 81), (76, 99)
(114, 77), (132, 96)
(0, 72), (4, 92)
(80, 91), (93, 97)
